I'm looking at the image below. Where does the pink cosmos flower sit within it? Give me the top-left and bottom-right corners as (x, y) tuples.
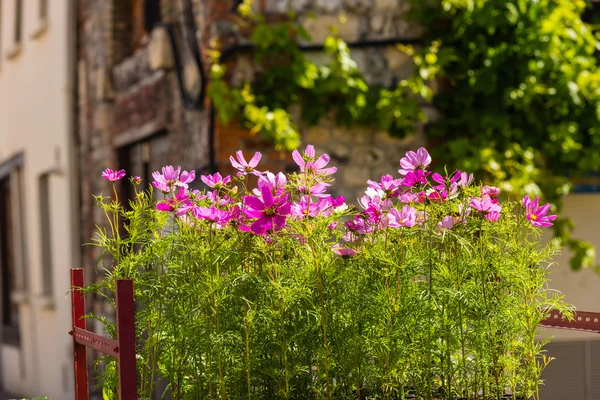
(358, 194), (392, 226)
(102, 168), (126, 182)
(331, 243), (359, 258)
(243, 184), (291, 234)
(193, 206), (232, 226)
(481, 185), (501, 198)
(431, 171), (461, 191)
(156, 188), (192, 216)
(422, 189), (448, 202)
(345, 216), (372, 235)
(456, 172), (474, 188)
(292, 145), (337, 176)
(205, 190), (232, 207)
(398, 191), (422, 203)
(257, 172), (287, 196)
(201, 173), (231, 189)
(486, 211), (500, 222)
(387, 205), (417, 228)
(438, 215), (459, 230)
(522, 196), (556, 227)
(290, 196), (330, 218)
(131, 176), (141, 185)
(470, 195), (502, 221)
(399, 147), (432, 175)
(229, 151), (263, 177)
(152, 166), (196, 192)
(297, 181), (330, 197)
(401, 170), (430, 188)
(367, 174), (403, 198)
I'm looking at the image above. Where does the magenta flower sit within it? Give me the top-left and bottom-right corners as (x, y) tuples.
(486, 211), (500, 222)
(193, 206), (232, 226)
(399, 147), (432, 175)
(345, 216), (372, 235)
(102, 168), (126, 182)
(292, 145), (337, 176)
(358, 194), (392, 225)
(387, 205), (417, 228)
(130, 176), (141, 185)
(243, 184), (291, 234)
(424, 189), (448, 202)
(431, 171), (461, 191)
(367, 174), (403, 197)
(522, 196), (556, 227)
(401, 170), (430, 188)
(152, 166), (196, 192)
(156, 188), (192, 216)
(331, 243), (359, 258)
(470, 195), (502, 221)
(201, 172), (231, 189)
(229, 150), (262, 177)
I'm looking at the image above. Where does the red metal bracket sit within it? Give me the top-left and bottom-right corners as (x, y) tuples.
(70, 268), (137, 400)
(540, 309), (600, 333)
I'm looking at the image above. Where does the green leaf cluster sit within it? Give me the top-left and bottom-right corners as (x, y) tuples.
(409, 0), (600, 270)
(207, 9), (427, 150)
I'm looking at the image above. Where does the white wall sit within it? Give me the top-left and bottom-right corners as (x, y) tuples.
(541, 194), (600, 341)
(0, 1), (77, 398)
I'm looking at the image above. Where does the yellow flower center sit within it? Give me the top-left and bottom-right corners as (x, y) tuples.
(529, 213), (537, 221)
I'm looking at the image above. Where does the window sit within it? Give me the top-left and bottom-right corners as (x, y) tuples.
(0, 155), (25, 347)
(117, 132), (170, 201)
(39, 0), (47, 20)
(112, 0), (161, 63)
(6, 0), (22, 59)
(14, 0), (21, 43)
(31, 0), (49, 38)
(539, 339), (600, 400)
(39, 173), (53, 302)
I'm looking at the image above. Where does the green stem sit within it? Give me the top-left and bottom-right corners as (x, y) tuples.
(312, 246), (331, 400)
(244, 303), (252, 399)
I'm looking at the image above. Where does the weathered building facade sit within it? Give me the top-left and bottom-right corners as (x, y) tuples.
(0, 0), (78, 398)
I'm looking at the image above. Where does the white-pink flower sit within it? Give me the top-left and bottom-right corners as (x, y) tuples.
(399, 147), (431, 175)
(387, 205), (417, 228)
(229, 150), (263, 177)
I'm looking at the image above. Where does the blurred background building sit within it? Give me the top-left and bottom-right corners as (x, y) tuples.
(0, 0), (599, 399)
(0, 0), (78, 398)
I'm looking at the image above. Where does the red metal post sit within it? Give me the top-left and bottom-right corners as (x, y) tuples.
(116, 279), (137, 400)
(71, 268), (89, 400)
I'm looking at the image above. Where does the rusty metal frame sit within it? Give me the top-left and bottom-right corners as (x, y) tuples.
(540, 309), (600, 333)
(70, 268), (137, 400)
